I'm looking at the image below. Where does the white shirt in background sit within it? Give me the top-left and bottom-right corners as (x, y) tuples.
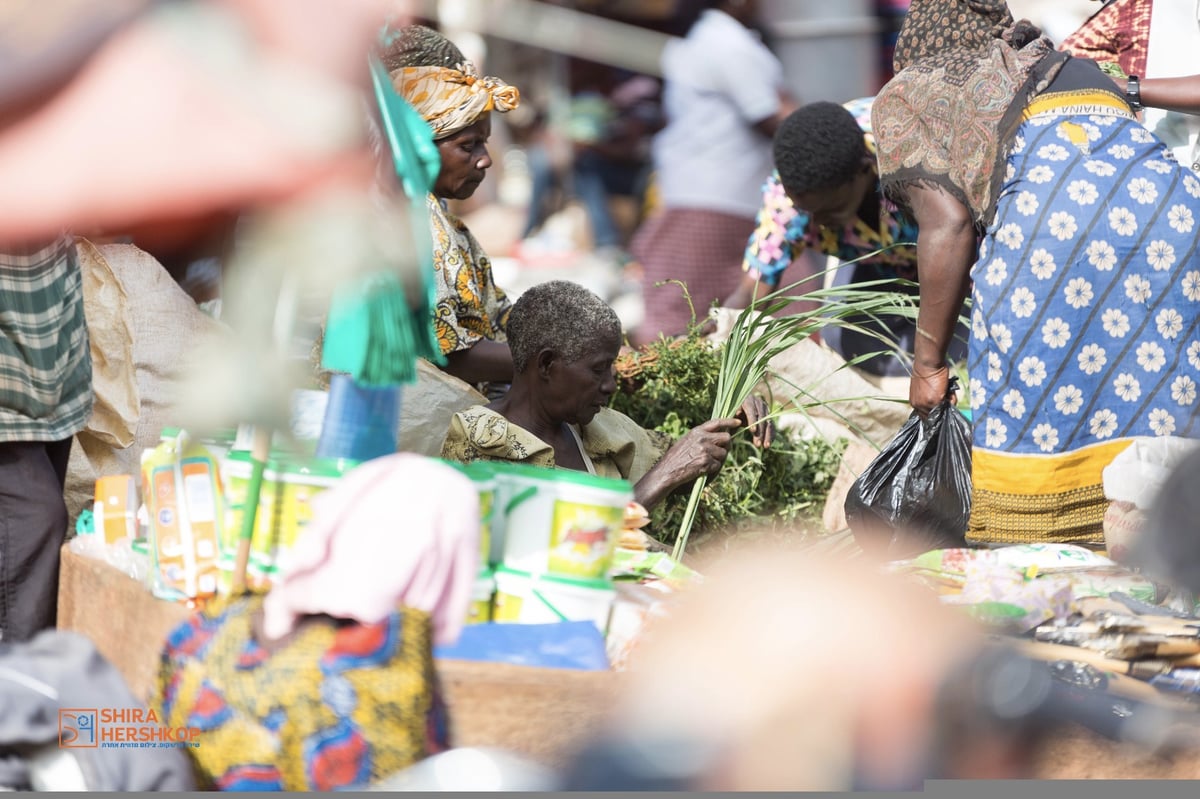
(1145, 0), (1200, 171)
(653, 9), (784, 218)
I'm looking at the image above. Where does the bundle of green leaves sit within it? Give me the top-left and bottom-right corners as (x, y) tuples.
(610, 331), (845, 546)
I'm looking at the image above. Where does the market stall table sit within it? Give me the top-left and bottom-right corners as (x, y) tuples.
(55, 543), (1200, 779)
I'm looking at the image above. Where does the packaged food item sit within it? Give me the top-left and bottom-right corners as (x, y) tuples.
(129, 537), (152, 586)
(94, 474), (138, 545)
(611, 549), (701, 588)
(607, 580), (672, 671)
(141, 430), (223, 602)
(942, 561), (1077, 633)
(891, 544), (1122, 586)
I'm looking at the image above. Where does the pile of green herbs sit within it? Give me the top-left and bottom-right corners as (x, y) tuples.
(609, 329), (846, 546)
(613, 266), (921, 554)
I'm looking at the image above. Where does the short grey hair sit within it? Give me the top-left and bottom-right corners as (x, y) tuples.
(507, 281), (622, 373)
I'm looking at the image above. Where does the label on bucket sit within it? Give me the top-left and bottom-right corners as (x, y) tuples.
(548, 500), (623, 579)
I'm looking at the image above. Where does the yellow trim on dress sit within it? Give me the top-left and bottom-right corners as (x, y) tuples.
(1022, 89), (1136, 122)
(972, 439), (1133, 495)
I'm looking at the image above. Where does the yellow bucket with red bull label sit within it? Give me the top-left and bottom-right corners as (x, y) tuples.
(492, 463), (632, 580)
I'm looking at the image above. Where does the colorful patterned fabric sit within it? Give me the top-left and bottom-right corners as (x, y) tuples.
(390, 62), (519, 140)
(155, 594), (448, 792)
(632, 207), (756, 341)
(874, 36), (1065, 227)
(966, 91), (1200, 545)
(428, 193), (512, 356)
(743, 98), (919, 289)
(892, 0), (1014, 80)
(0, 237), (92, 442)
(1059, 0), (1152, 79)
(441, 405), (670, 483)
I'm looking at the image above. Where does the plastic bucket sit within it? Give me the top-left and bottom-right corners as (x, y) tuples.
(493, 463), (631, 580)
(492, 566), (615, 634)
(221, 452), (354, 591)
(315, 374), (401, 462)
(466, 570), (496, 625)
(443, 460), (499, 568)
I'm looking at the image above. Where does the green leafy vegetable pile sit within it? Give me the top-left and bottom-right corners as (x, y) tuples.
(610, 331), (845, 546)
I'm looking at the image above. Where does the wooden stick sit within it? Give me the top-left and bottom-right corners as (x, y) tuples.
(231, 426), (271, 595)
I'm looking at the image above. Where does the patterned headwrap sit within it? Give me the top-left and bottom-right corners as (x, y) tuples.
(874, 0), (1065, 226)
(390, 60), (520, 140)
(893, 0), (1015, 78)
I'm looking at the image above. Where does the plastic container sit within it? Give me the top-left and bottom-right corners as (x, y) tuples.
(467, 570), (496, 625)
(492, 463), (632, 580)
(469, 464), (497, 567)
(221, 452), (354, 592)
(94, 474), (137, 545)
(443, 460), (499, 568)
(130, 537), (152, 587)
(141, 430), (223, 602)
(315, 373), (401, 462)
(492, 566), (616, 634)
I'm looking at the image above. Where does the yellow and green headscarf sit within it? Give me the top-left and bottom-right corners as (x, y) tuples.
(390, 60), (520, 140)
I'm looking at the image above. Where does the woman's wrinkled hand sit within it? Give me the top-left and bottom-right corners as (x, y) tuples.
(633, 417), (742, 511)
(662, 417), (741, 482)
(736, 395), (774, 449)
(910, 364), (953, 416)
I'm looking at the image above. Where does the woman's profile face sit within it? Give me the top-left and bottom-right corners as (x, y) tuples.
(546, 333), (621, 427)
(789, 162), (875, 230)
(433, 114), (492, 200)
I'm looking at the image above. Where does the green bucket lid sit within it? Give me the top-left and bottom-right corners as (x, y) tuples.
(224, 450), (355, 479)
(131, 537), (149, 556)
(281, 456), (356, 480)
(494, 565), (614, 592)
(489, 460), (631, 494)
(439, 459), (498, 483)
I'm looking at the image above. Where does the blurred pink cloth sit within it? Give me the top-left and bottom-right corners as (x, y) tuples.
(0, 0), (413, 241)
(261, 453), (479, 646)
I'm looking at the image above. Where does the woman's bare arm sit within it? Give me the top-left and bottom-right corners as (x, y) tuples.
(905, 184), (975, 414)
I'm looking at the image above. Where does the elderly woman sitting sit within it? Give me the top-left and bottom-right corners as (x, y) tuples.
(441, 280), (771, 511)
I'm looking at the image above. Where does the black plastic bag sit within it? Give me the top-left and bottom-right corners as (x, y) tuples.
(844, 393), (972, 559)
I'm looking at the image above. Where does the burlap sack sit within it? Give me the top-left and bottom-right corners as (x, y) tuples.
(65, 242), (227, 526)
(821, 439), (883, 535)
(396, 358), (487, 457)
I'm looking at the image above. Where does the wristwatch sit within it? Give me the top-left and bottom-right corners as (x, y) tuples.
(1126, 74), (1143, 113)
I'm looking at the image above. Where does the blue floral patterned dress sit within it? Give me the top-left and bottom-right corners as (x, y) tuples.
(968, 89), (1200, 544)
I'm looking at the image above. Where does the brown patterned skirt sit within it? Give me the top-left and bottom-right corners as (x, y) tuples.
(630, 208), (755, 345)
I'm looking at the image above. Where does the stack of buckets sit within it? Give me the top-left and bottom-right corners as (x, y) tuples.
(446, 460), (633, 635)
(221, 450), (356, 592)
